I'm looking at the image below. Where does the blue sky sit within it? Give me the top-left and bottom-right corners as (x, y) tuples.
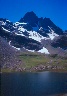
(0, 0), (67, 30)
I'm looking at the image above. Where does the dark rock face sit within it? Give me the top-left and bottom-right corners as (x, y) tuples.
(11, 35), (42, 51)
(40, 18), (63, 35)
(19, 11), (38, 27)
(23, 24), (33, 31)
(19, 11), (63, 35)
(39, 17), (55, 29)
(51, 35), (67, 49)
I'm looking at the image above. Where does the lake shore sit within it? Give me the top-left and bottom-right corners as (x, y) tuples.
(1, 67), (67, 73)
(49, 93), (67, 96)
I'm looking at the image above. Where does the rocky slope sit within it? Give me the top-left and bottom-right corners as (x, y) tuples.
(0, 36), (23, 70)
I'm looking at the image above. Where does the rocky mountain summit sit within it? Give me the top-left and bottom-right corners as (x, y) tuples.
(0, 11), (67, 56)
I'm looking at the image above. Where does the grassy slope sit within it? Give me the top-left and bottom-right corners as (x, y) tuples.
(19, 53), (49, 67)
(19, 52), (67, 71)
(1, 51), (67, 72)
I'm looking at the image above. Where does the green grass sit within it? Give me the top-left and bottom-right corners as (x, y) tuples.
(19, 53), (50, 68)
(1, 52), (67, 72)
(19, 52), (67, 70)
(1, 68), (12, 73)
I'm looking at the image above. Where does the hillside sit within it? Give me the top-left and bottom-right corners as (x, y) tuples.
(0, 36), (23, 72)
(0, 11), (67, 72)
(0, 36), (67, 72)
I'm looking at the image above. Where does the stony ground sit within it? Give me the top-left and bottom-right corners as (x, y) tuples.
(0, 37), (23, 72)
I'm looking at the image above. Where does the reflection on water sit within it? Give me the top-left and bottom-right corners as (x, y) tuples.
(1, 71), (67, 96)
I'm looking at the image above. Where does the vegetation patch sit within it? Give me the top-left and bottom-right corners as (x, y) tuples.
(1, 51), (67, 72)
(18, 52), (67, 72)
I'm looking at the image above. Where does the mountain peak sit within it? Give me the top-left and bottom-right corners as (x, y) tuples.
(19, 11), (38, 27)
(23, 11), (38, 18)
(0, 11), (67, 56)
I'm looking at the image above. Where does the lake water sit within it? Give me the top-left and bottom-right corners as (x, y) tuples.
(1, 71), (67, 96)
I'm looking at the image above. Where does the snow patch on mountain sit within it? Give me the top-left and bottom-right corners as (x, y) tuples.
(47, 33), (59, 40)
(14, 22), (27, 26)
(9, 41), (11, 45)
(0, 21), (6, 25)
(26, 49), (35, 52)
(6, 20), (10, 22)
(18, 26), (26, 32)
(11, 46), (20, 50)
(48, 26), (59, 40)
(28, 30), (45, 42)
(15, 32), (25, 36)
(9, 40), (20, 50)
(38, 47), (50, 54)
(15, 26), (46, 42)
(2, 27), (10, 32)
(39, 27), (43, 31)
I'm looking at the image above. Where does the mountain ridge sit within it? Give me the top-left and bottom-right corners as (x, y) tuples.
(0, 11), (67, 56)
(0, 11), (67, 72)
